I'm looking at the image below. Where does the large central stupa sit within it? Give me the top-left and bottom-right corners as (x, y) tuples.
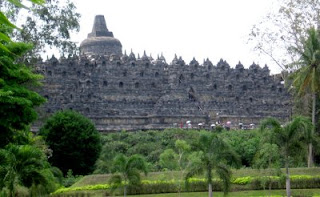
(80, 15), (122, 56)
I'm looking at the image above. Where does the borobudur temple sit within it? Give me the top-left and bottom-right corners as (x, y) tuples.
(34, 15), (292, 131)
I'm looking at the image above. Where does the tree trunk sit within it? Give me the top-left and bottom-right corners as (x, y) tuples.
(124, 185), (127, 197)
(308, 93), (316, 167)
(208, 183), (213, 197)
(285, 158), (291, 197)
(308, 143), (313, 167)
(208, 165), (213, 197)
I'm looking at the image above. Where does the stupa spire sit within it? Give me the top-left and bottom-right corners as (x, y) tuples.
(88, 15), (113, 38)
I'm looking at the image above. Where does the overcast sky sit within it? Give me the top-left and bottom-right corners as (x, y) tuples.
(70, 0), (281, 73)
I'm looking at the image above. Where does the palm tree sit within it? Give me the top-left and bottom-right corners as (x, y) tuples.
(0, 144), (55, 197)
(290, 27), (320, 167)
(185, 132), (240, 197)
(260, 116), (312, 197)
(109, 154), (148, 197)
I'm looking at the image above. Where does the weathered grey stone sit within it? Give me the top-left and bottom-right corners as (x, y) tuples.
(80, 15), (122, 56)
(35, 15), (292, 132)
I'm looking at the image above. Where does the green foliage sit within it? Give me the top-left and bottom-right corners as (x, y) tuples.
(52, 174), (320, 196)
(39, 110), (102, 175)
(260, 116), (312, 162)
(260, 116), (313, 196)
(0, 143), (59, 196)
(254, 143), (280, 169)
(290, 28), (320, 95)
(159, 149), (178, 170)
(109, 154), (148, 196)
(289, 27), (320, 167)
(62, 169), (83, 187)
(95, 129), (275, 175)
(0, 0), (44, 52)
(185, 132), (240, 196)
(0, 40), (45, 147)
(1, 0), (80, 60)
(220, 129), (260, 167)
(95, 129), (201, 173)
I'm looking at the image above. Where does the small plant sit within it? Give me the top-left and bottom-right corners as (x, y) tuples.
(63, 170), (83, 187)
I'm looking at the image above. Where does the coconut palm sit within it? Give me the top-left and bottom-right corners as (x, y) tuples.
(290, 27), (320, 167)
(0, 144), (56, 196)
(260, 116), (312, 197)
(185, 132), (240, 197)
(109, 154), (148, 197)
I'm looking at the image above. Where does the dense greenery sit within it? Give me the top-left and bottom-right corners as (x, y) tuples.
(1, 0), (80, 61)
(0, 1), (66, 195)
(185, 132), (240, 197)
(39, 110), (102, 175)
(95, 129), (264, 174)
(260, 116), (313, 197)
(0, 41), (45, 147)
(109, 154), (148, 197)
(1, 0), (319, 196)
(0, 143), (61, 196)
(290, 28), (320, 167)
(52, 173), (320, 196)
(94, 129), (201, 173)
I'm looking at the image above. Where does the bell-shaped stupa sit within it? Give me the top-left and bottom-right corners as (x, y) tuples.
(80, 15), (122, 56)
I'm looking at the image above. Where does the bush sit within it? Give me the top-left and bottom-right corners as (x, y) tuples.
(39, 110), (102, 175)
(63, 170), (83, 187)
(51, 175), (320, 196)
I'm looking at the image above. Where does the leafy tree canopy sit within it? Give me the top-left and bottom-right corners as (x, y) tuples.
(249, 0), (320, 71)
(39, 110), (102, 175)
(1, 0), (80, 62)
(0, 143), (60, 196)
(110, 154), (148, 197)
(0, 41), (45, 147)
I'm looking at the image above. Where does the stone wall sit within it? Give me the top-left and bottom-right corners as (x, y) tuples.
(35, 52), (291, 131)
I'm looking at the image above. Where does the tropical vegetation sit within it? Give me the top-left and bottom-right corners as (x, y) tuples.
(1, 0), (320, 196)
(39, 110), (102, 175)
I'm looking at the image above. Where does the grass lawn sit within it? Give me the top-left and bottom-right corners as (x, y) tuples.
(129, 189), (320, 197)
(60, 168), (320, 197)
(72, 167), (320, 187)
(56, 189), (320, 197)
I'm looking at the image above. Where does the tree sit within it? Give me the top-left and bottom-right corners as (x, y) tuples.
(260, 116), (312, 197)
(253, 142), (281, 193)
(290, 27), (320, 167)
(159, 148), (178, 171)
(39, 110), (102, 175)
(0, 144), (59, 196)
(250, 0), (320, 167)
(159, 139), (194, 195)
(249, 0), (320, 71)
(109, 154), (148, 197)
(220, 129), (260, 167)
(185, 132), (240, 197)
(0, 41), (45, 147)
(1, 0), (80, 61)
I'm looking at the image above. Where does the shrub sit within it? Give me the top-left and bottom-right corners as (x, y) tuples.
(39, 110), (102, 175)
(51, 175), (320, 196)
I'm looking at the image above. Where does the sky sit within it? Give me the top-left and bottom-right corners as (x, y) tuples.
(70, 0), (281, 73)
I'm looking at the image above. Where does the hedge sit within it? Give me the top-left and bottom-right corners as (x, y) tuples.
(51, 175), (320, 196)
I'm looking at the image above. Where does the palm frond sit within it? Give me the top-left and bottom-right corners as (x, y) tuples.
(127, 154), (148, 175)
(127, 169), (141, 185)
(216, 164), (232, 195)
(112, 154), (127, 173)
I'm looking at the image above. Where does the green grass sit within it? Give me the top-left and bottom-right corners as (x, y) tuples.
(52, 189), (320, 197)
(130, 189), (320, 197)
(72, 167), (320, 188)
